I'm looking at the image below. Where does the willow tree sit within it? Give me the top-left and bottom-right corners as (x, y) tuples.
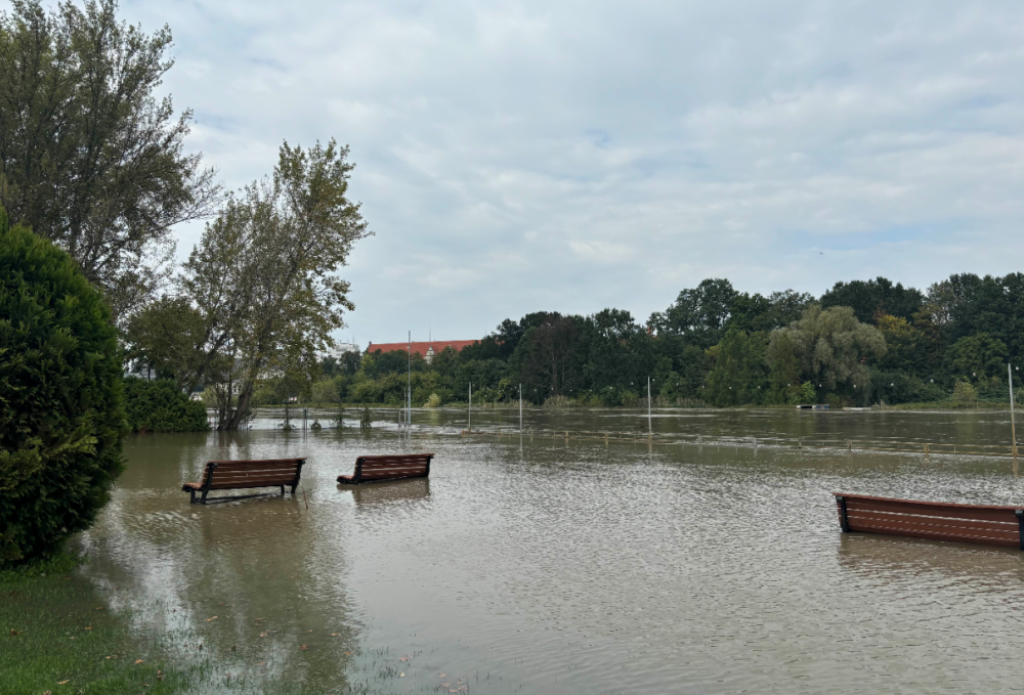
(767, 304), (886, 398)
(175, 139), (370, 430)
(0, 0), (220, 320)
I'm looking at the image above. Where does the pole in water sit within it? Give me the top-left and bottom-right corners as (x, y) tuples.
(1010, 363), (1018, 463)
(519, 383), (523, 434)
(647, 376), (652, 440)
(407, 330), (412, 429)
(468, 382), (472, 433)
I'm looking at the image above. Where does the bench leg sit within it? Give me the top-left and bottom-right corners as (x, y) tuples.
(200, 489), (209, 505)
(280, 485), (285, 496)
(290, 483), (298, 495)
(189, 489), (196, 504)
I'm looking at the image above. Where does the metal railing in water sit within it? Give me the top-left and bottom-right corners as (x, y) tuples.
(459, 427), (1022, 459)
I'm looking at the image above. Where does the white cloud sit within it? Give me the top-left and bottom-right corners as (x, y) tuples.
(98, 0), (1024, 341)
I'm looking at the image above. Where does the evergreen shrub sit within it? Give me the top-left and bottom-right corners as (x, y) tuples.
(0, 211), (125, 567)
(123, 378), (208, 432)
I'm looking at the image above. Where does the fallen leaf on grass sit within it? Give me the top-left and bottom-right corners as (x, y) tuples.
(259, 631), (269, 638)
(135, 659), (144, 665)
(400, 656), (408, 662)
(439, 673), (446, 677)
(206, 616), (218, 622)
(343, 651), (352, 656)
(105, 656), (114, 660)
(330, 633), (339, 637)
(256, 662), (265, 666)
(399, 673), (404, 677)
(95, 607), (104, 610)
(9, 629), (18, 636)
(299, 645), (308, 650)
(58, 680), (70, 685)
(84, 627), (92, 631)
(306, 629), (313, 633)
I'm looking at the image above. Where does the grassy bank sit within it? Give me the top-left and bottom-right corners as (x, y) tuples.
(1, 561), (186, 694)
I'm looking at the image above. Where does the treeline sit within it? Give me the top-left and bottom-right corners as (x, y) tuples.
(288, 275), (1024, 409)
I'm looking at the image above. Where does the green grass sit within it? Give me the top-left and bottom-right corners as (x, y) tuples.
(0, 566), (188, 694)
(1, 557), (393, 695)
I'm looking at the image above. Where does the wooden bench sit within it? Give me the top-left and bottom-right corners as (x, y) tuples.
(337, 453), (433, 485)
(834, 493), (1024, 549)
(183, 458), (306, 504)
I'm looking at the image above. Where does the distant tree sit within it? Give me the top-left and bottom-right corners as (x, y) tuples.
(820, 277), (923, 324)
(944, 334), (1008, 382)
(494, 318), (524, 360)
(767, 305), (886, 398)
(514, 314), (585, 400)
(704, 328), (768, 406)
(0, 209), (124, 567)
(651, 278), (738, 348)
(0, 0), (221, 319)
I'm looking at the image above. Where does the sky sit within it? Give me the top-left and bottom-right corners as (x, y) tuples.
(106, 0), (1024, 345)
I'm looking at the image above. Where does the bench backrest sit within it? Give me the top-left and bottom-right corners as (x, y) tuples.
(203, 458), (305, 490)
(834, 493), (1024, 549)
(354, 454), (433, 482)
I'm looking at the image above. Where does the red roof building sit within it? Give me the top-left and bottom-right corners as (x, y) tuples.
(366, 340), (478, 364)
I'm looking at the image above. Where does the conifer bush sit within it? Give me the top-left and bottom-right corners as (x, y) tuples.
(0, 210), (125, 567)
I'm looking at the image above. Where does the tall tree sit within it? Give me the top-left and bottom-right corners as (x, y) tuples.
(652, 278), (738, 348)
(0, 0), (220, 319)
(172, 139), (369, 429)
(820, 277), (923, 324)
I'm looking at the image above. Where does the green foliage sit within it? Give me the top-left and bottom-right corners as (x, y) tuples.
(123, 378), (208, 432)
(952, 380), (979, 406)
(425, 393), (443, 408)
(164, 139), (370, 429)
(705, 328), (768, 406)
(945, 333), (1008, 381)
(0, 211), (124, 567)
(768, 305), (886, 399)
(820, 277), (924, 323)
(0, 0), (220, 319)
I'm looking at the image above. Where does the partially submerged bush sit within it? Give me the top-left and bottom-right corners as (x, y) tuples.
(0, 211), (125, 567)
(124, 378), (208, 432)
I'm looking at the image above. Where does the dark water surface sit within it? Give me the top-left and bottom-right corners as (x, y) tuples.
(72, 410), (1024, 693)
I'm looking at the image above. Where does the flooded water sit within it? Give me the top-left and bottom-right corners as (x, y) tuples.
(70, 409), (1024, 693)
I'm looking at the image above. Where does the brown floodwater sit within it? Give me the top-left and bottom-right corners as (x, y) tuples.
(70, 409), (1024, 693)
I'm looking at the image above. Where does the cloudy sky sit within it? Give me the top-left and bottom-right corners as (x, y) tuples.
(114, 0), (1024, 345)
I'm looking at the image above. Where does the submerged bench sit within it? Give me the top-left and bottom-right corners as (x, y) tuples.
(183, 458), (306, 504)
(834, 493), (1024, 549)
(337, 454), (433, 485)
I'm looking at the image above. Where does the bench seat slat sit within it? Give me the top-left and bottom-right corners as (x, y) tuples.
(848, 521), (1019, 547)
(844, 497), (1019, 524)
(846, 511), (1019, 539)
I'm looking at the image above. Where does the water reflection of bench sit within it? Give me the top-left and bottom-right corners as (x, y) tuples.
(182, 458), (306, 504)
(351, 477), (430, 505)
(337, 454), (433, 485)
(834, 493), (1024, 549)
